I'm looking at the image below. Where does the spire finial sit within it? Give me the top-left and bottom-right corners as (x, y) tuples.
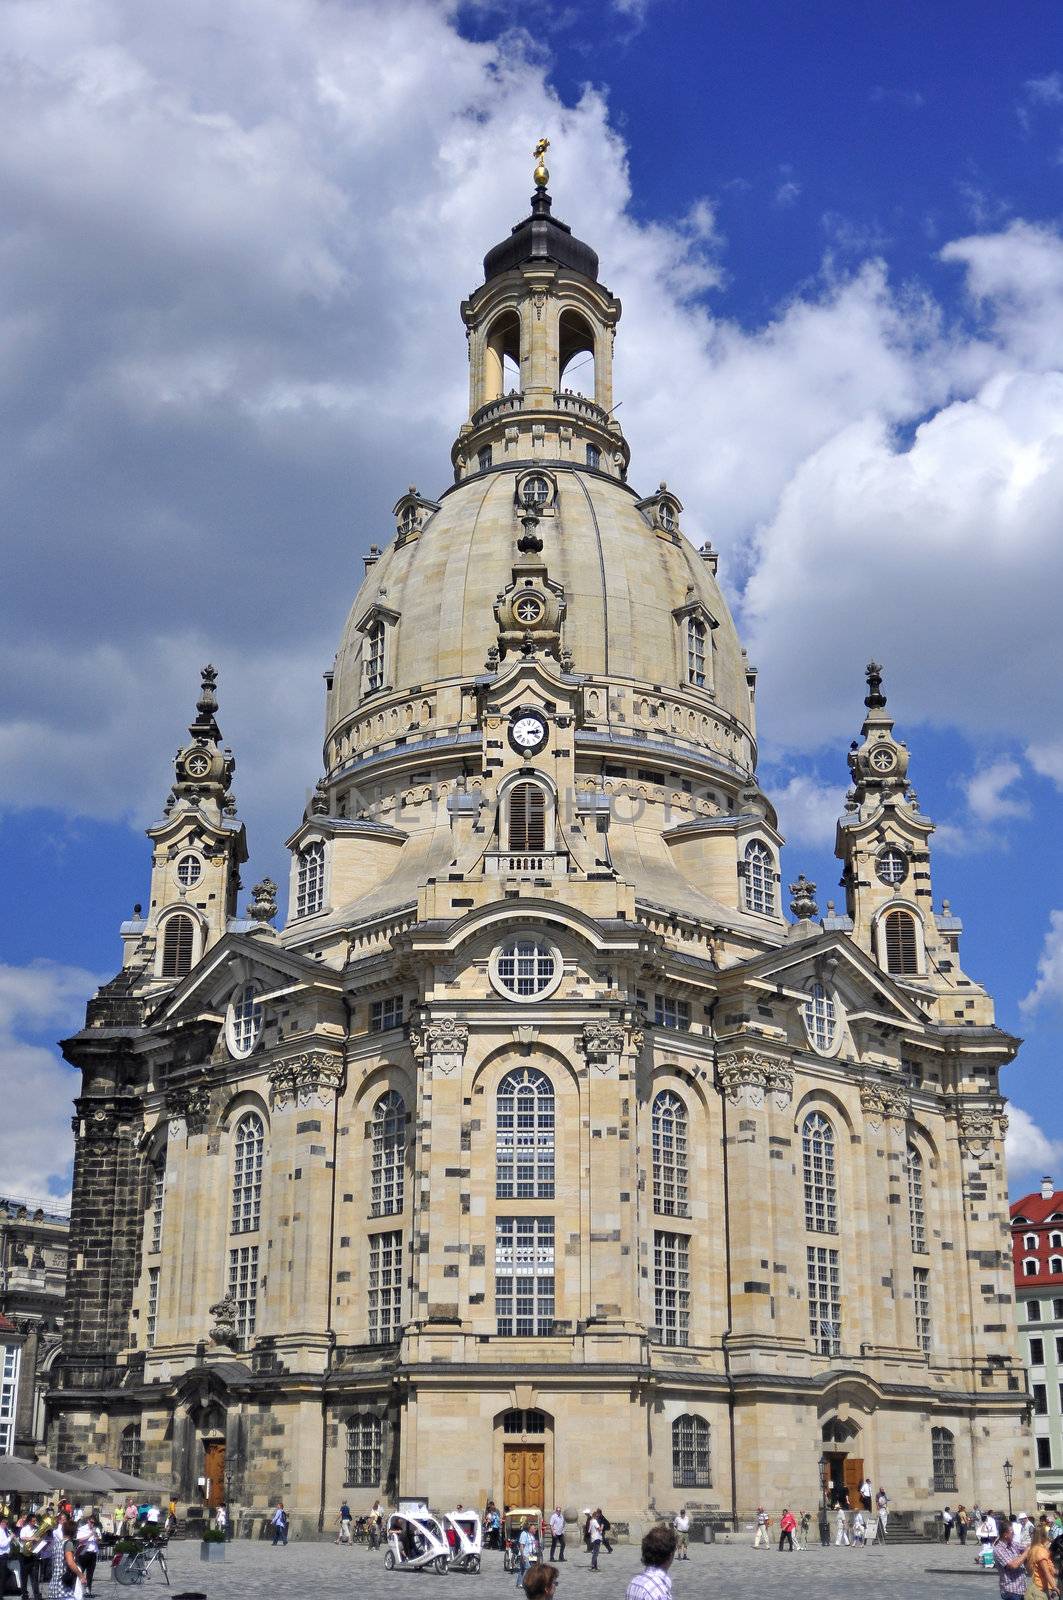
(197, 663), (218, 717)
(533, 136), (550, 191)
(789, 874), (819, 921)
(864, 660), (886, 710)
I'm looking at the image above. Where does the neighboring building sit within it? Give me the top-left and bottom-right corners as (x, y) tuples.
(1012, 1177), (1063, 1506)
(0, 1196), (68, 1457)
(51, 153), (1032, 1531)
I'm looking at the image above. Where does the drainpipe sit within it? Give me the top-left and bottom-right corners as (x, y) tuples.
(318, 996), (350, 1533)
(709, 998), (738, 1531)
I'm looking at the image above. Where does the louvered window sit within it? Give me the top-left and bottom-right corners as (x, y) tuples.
(160, 914), (194, 978)
(884, 908), (919, 974)
(508, 783), (547, 851)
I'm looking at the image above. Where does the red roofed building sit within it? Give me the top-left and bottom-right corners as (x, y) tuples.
(1011, 1177), (1063, 1505)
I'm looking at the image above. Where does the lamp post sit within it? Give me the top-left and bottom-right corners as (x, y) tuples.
(1003, 1458), (1013, 1520)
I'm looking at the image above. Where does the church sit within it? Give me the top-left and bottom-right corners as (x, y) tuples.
(50, 146), (1033, 1532)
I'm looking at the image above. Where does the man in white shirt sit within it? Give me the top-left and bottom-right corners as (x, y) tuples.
(673, 1510), (689, 1560)
(587, 1514), (603, 1571)
(754, 1506), (770, 1548)
(549, 1508), (566, 1563)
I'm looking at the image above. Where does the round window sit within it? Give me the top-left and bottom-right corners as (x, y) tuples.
(176, 853), (202, 888)
(876, 846), (908, 886)
(490, 935), (562, 1002)
(514, 594), (545, 625)
(802, 982), (837, 1054)
(522, 475), (550, 506)
(227, 983), (263, 1058)
(870, 745), (896, 773)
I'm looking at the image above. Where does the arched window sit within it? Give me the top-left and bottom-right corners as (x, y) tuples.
(687, 617), (706, 687)
(400, 504), (417, 535)
(296, 841), (325, 917)
(1050, 1232), (1063, 1249)
(150, 1157), (165, 1255)
(908, 1145), (926, 1254)
(1051, 1256), (1063, 1275)
(802, 1112), (837, 1234)
(884, 908), (919, 974)
(508, 782), (547, 852)
(803, 983), (837, 1053)
(160, 914), (195, 979)
(371, 1091), (406, 1217)
(652, 1092), (689, 1218)
(744, 841), (775, 916)
(1024, 1259), (1038, 1277)
(672, 1415), (710, 1488)
(931, 1426), (956, 1492)
(231, 1113), (264, 1234)
(1025, 1234), (1039, 1250)
(365, 620), (385, 694)
(227, 983), (263, 1058)
(120, 1424), (143, 1478)
(345, 1415), (383, 1488)
(558, 308), (595, 397)
(496, 1068), (555, 1199)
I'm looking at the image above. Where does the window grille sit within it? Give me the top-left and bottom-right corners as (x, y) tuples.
(802, 1113), (837, 1233)
(654, 995), (691, 1031)
(176, 853), (202, 887)
(803, 983), (836, 1052)
(495, 1217), (554, 1336)
(0, 1346), (20, 1455)
(807, 1245), (841, 1355)
(496, 1069), (555, 1199)
(687, 617), (706, 686)
(368, 1230), (403, 1344)
(659, 502), (676, 531)
(345, 1416), (382, 1487)
(586, 444), (600, 469)
(365, 620), (386, 693)
(370, 995), (403, 1032)
(652, 1092), (689, 1217)
(652, 1231), (690, 1346)
(160, 914), (194, 979)
(231, 1113), (264, 1234)
(743, 841), (775, 915)
(228, 1244), (258, 1343)
(146, 1266), (159, 1349)
(503, 1409), (547, 1435)
(296, 842), (325, 917)
(876, 847), (907, 885)
(908, 1146), (927, 1253)
(884, 908), (919, 974)
(495, 938), (557, 998)
(931, 1427), (956, 1491)
(400, 505), (417, 534)
(370, 1092), (405, 1217)
(913, 1266), (931, 1354)
(150, 1161), (165, 1254)
(522, 476), (550, 506)
(230, 983), (263, 1055)
(119, 1424), (143, 1478)
(672, 1415), (710, 1487)
(508, 782), (547, 851)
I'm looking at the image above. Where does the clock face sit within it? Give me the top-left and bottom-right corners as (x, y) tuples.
(185, 752), (211, 777)
(509, 713), (547, 754)
(870, 746), (895, 773)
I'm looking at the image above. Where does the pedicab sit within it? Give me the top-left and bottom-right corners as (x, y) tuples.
(384, 1507), (451, 1573)
(502, 1508), (544, 1574)
(443, 1509), (482, 1573)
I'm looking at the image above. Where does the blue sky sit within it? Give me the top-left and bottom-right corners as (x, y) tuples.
(1, 0), (1062, 1201)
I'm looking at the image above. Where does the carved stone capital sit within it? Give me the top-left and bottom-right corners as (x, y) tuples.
(269, 1050), (344, 1109)
(860, 1080), (911, 1132)
(408, 1018), (470, 1074)
(167, 1080), (212, 1136)
(718, 1050), (793, 1110)
(956, 1102), (1009, 1157)
(579, 1022), (626, 1061)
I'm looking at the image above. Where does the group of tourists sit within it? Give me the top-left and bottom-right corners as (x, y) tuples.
(0, 1509), (103, 1600)
(990, 1513), (1063, 1600)
(518, 1521), (681, 1600)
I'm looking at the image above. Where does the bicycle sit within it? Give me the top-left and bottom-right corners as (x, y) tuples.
(112, 1538), (169, 1587)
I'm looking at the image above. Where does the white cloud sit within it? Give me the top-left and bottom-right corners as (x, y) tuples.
(1006, 1104), (1063, 1188)
(964, 758), (1029, 824)
(1026, 739), (1063, 788)
(770, 773), (845, 849)
(1021, 909), (1063, 1013)
(0, 961), (100, 1203)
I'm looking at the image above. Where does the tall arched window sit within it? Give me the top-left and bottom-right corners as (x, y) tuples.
(687, 617), (706, 687)
(231, 1113), (264, 1234)
(371, 1091), (406, 1218)
(802, 1112), (837, 1233)
(160, 914), (195, 979)
(365, 621), (385, 694)
(296, 841), (325, 917)
(672, 1415), (710, 1487)
(120, 1424), (143, 1477)
(744, 841), (775, 915)
(507, 782), (547, 852)
(908, 1145), (926, 1254)
(884, 908), (919, 974)
(496, 1068), (555, 1199)
(931, 1426), (956, 1491)
(345, 1415), (383, 1488)
(652, 1092), (689, 1218)
(803, 983), (836, 1053)
(150, 1156), (165, 1254)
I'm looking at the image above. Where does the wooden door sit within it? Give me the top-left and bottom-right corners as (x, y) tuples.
(203, 1441), (226, 1509)
(843, 1457), (864, 1510)
(503, 1446), (545, 1510)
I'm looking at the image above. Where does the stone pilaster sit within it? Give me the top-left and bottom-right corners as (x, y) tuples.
(408, 1016), (470, 1326)
(579, 1019), (642, 1327)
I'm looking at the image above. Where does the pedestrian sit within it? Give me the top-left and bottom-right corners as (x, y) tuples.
(337, 1501), (352, 1545)
(835, 1504), (850, 1546)
(368, 1501), (383, 1550)
(548, 1508), (566, 1563)
(817, 1504), (830, 1547)
(799, 1511), (811, 1549)
(958, 1507), (970, 1547)
(0, 1514), (12, 1600)
(873, 1487), (889, 1544)
(992, 1517), (1030, 1600)
(515, 1520), (538, 1589)
(522, 1563), (559, 1600)
(943, 1506), (954, 1543)
(672, 1509), (689, 1560)
(625, 1522), (677, 1600)
(1015, 1515), (1034, 1552)
(48, 1518), (85, 1600)
(270, 1501), (288, 1547)
(778, 1508), (797, 1552)
(1025, 1521), (1056, 1598)
(753, 1506), (770, 1548)
(981, 1511), (1000, 1559)
(74, 1518), (98, 1595)
(860, 1477), (872, 1514)
(595, 1509), (613, 1556)
(852, 1510), (867, 1547)
(587, 1512), (603, 1572)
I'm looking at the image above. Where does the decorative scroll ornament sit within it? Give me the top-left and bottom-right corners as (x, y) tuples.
(80, 1103), (118, 1142)
(579, 1022), (626, 1061)
(860, 1080), (911, 1133)
(208, 1293), (240, 1350)
(957, 1103), (1009, 1158)
(268, 1050), (344, 1109)
(409, 1018), (470, 1064)
(718, 1050), (793, 1110)
(167, 1080), (212, 1136)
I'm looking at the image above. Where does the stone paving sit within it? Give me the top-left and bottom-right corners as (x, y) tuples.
(153, 1534), (999, 1600)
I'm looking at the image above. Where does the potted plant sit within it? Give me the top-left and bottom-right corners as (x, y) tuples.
(200, 1528), (227, 1562)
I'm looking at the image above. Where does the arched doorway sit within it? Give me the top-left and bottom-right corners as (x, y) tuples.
(821, 1417), (864, 1509)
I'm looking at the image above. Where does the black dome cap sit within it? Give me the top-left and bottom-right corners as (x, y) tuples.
(483, 190), (599, 283)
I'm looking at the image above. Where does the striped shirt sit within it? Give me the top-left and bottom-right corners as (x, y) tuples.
(626, 1567), (674, 1600)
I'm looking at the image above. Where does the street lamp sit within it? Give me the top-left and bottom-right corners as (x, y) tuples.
(1003, 1458), (1013, 1519)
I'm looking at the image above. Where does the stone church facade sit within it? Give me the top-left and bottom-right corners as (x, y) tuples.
(51, 155), (1033, 1531)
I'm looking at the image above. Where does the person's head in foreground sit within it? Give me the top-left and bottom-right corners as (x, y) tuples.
(641, 1523), (677, 1569)
(523, 1563), (559, 1600)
